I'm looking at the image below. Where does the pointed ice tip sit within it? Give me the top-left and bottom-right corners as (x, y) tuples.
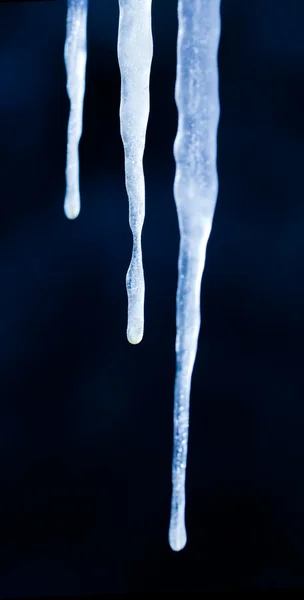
(127, 325), (143, 345)
(169, 519), (187, 552)
(64, 202), (80, 220)
(169, 531), (187, 552)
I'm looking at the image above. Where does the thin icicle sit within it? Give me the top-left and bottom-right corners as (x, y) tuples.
(64, 0), (88, 220)
(169, 0), (221, 552)
(117, 0), (153, 345)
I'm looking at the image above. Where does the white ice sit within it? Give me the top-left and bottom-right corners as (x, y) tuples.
(64, 0), (88, 220)
(169, 0), (221, 552)
(117, 0), (153, 345)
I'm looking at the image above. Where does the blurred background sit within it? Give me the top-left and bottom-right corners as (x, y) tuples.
(0, 0), (304, 594)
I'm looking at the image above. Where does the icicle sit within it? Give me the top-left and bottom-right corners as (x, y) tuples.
(117, 0), (153, 345)
(169, 0), (221, 552)
(64, 0), (88, 220)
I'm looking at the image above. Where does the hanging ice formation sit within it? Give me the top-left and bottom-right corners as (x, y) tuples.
(117, 0), (153, 345)
(64, 0), (88, 220)
(169, 0), (221, 552)
(64, 0), (221, 552)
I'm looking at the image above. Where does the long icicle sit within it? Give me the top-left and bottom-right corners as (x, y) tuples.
(64, 0), (88, 220)
(117, 0), (153, 345)
(169, 0), (221, 552)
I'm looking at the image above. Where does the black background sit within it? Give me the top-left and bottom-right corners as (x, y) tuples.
(0, 0), (304, 594)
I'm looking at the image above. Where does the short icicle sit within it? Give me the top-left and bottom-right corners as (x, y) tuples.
(64, 0), (88, 220)
(117, 0), (153, 345)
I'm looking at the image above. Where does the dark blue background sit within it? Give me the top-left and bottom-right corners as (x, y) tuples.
(0, 0), (303, 594)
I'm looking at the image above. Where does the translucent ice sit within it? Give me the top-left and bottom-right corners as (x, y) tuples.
(169, 0), (221, 552)
(64, 0), (88, 219)
(117, 0), (153, 344)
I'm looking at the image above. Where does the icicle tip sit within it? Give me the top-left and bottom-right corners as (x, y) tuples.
(64, 199), (81, 220)
(169, 525), (187, 552)
(127, 323), (144, 345)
